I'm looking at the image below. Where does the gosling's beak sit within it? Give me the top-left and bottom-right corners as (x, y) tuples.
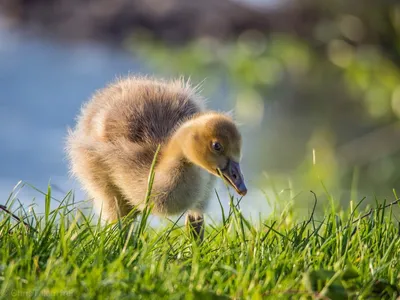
(220, 160), (247, 196)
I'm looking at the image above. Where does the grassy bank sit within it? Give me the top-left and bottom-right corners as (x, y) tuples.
(0, 187), (399, 299)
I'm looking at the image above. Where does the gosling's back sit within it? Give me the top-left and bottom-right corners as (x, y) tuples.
(79, 77), (203, 144)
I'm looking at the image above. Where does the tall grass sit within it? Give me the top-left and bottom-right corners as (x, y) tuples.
(0, 184), (400, 299)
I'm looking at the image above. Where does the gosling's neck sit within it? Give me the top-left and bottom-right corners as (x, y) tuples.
(157, 123), (192, 171)
(149, 122), (197, 194)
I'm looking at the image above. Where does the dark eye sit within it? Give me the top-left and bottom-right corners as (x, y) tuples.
(212, 141), (223, 152)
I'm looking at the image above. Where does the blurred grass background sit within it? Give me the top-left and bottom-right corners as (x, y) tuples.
(1, 0), (400, 214)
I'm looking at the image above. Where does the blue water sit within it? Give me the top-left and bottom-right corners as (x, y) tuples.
(0, 29), (147, 203)
(0, 27), (270, 221)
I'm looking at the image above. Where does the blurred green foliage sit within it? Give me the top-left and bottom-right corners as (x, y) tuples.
(126, 2), (400, 208)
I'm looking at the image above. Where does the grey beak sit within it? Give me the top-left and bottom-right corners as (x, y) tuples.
(220, 160), (247, 196)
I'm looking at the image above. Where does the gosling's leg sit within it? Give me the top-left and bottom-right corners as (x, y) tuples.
(185, 212), (204, 241)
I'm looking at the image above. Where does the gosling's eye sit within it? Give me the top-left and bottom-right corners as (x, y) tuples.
(212, 141), (223, 152)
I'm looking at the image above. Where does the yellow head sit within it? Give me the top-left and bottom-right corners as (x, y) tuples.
(182, 113), (247, 196)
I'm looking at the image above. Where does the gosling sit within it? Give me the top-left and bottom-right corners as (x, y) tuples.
(66, 76), (247, 239)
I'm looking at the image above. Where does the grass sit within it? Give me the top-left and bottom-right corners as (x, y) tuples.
(1, 184), (400, 299)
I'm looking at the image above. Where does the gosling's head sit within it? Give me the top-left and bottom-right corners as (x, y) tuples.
(183, 113), (247, 196)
